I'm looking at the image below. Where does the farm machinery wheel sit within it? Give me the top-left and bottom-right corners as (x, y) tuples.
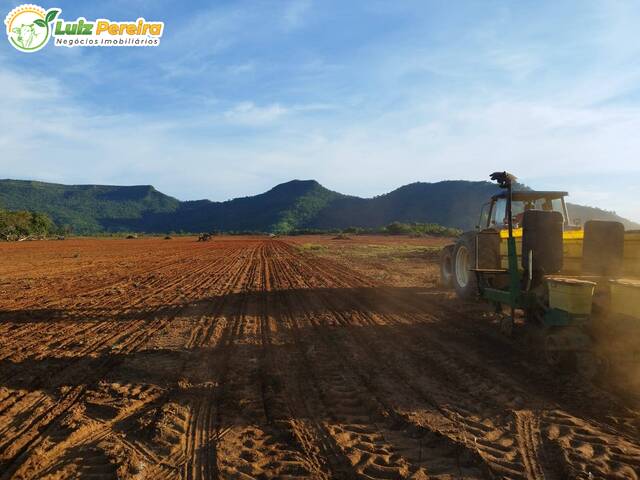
(439, 245), (454, 288)
(452, 233), (478, 299)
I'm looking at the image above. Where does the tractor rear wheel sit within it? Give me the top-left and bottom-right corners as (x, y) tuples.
(439, 245), (454, 288)
(452, 233), (478, 299)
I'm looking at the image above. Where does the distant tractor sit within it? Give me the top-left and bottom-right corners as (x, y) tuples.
(440, 172), (640, 379)
(198, 232), (218, 241)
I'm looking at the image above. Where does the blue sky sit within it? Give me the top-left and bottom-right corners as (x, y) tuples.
(1, 0), (640, 221)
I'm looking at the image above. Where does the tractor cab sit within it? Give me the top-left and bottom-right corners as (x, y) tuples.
(478, 191), (571, 231)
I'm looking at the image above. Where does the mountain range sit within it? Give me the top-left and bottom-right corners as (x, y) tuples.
(0, 178), (637, 234)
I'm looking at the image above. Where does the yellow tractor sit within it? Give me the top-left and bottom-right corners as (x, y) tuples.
(440, 172), (640, 379)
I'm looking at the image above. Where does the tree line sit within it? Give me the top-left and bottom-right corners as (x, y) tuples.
(286, 222), (462, 237)
(0, 208), (66, 241)
(0, 206), (461, 241)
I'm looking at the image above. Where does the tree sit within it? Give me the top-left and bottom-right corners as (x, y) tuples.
(0, 208), (57, 241)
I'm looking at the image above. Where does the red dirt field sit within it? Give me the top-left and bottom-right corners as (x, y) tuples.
(0, 236), (639, 479)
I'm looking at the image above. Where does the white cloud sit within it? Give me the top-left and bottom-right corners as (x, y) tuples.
(223, 102), (289, 125)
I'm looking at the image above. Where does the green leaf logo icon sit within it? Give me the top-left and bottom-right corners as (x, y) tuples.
(45, 9), (59, 24)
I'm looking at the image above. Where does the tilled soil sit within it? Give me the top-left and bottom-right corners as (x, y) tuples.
(0, 237), (639, 479)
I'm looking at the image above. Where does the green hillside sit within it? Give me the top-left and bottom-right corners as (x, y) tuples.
(566, 203), (637, 230)
(309, 181), (503, 231)
(0, 178), (637, 234)
(0, 180), (180, 234)
(102, 180), (344, 233)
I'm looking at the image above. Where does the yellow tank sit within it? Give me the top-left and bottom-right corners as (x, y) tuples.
(623, 231), (640, 277)
(547, 278), (596, 315)
(610, 279), (640, 319)
(498, 229), (640, 277)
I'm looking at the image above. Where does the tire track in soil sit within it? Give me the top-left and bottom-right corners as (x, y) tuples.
(279, 241), (604, 479)
(0, 300), (184, 479)
(257, 244), (343, 479)
(267, 242), (490, 479)
(514, 410), (550, 480)
(16, 244), (264, 480)
(0, 242), (261, 479)
(181, 243), (265, 480)
(0, 332), (156, 478)
(210, 242), (328, 480)
(411, 292), (640, 433)
(183, 272), (253, 478)
(254, 244), (336, 478)
(289, 240), (640, 479)
(0, 242), (250, 422)
(0, 248), (187, 325)
(102, 243), (262, 480)
(0, 244), (237, 362)
(262, 246), (364, 480)
(353, 286), (640, 478)
(542, 409), (640, 479)
(2, 240), (240, 312)
(67, 243), (264, 480)
(274, 243), (518, 475)
(312, 259), (597, 478)
(3, 237), (639, 479)
(1, 241), (253, 347)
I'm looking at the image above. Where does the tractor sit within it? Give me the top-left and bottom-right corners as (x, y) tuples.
(439, 172), (640, 379)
